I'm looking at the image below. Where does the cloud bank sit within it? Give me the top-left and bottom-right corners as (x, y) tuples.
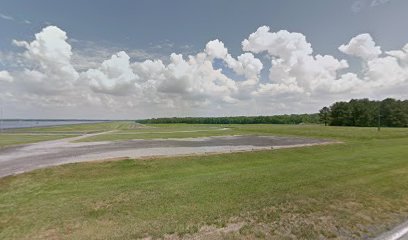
(1, 25), (407, 118)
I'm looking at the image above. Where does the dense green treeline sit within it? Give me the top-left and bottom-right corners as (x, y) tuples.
(137, 98), (407, 127)
(136, 114), (320, 125)
(320, 98), (408, 127)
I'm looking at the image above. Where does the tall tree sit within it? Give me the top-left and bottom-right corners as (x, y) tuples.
(319, 107), (330, 126)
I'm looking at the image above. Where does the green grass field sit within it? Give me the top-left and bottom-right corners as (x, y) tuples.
(0, 121), (133, 148)
(1, 124), (408, 239)
(77, 125), (235, 141)
(78, 123), (408, 142)
(0, 134), (78, 148)
(1, 122), (234, 147)
(6, 121), (133, 134)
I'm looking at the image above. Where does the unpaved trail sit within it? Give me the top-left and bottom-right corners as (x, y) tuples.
(0, 134), (334, 178)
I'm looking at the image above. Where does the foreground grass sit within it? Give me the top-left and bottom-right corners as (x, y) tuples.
(1, 125), (408, 239)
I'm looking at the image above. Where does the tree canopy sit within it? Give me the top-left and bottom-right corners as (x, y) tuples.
(136, 114), (320, 125)
(320, 98), (408, 127)
(136, 98), (407, 127)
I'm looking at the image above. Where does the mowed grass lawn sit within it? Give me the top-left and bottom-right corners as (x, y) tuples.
(1, 125), (408, 239)
(7, 121), (134, 134)
(76, 123), (235, 142)
(0, 121), (135, 148)
(0, 134), (78, 148)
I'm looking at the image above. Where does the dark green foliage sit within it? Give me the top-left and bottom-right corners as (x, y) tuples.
(137, 98), (407, 127)
(380, 98), (408, 127)
(319, 107), (330, 126)
(320, 98), (408, 127)
(136, 114), (320, 125)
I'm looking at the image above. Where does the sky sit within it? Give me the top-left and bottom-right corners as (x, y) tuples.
(0, 0), (407, 119)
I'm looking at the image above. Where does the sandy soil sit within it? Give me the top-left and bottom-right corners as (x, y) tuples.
(0, 132), (334, 178)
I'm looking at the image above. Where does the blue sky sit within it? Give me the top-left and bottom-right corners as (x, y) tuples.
(1, 1), (407, 54)
(0, 0), (407, 119)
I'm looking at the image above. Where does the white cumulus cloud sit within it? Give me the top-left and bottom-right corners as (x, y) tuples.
(339, 33), (382, 60)
(1, 25), (408, 118)
(0, 71), (13, 82)
(12, 26), (79, 94)
(82, 51), (140, 96)
(242, 26), (351, 97)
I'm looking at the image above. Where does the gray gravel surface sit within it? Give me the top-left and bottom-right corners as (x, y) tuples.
(0, 134), (333, 178)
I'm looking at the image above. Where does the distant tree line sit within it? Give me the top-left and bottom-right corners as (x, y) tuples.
(319, 98), (408, 127)
(136, 98), (407, 127)
(136, 114), (320, 125)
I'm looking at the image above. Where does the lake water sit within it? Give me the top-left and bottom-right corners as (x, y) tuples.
(0, 120), (108, 129)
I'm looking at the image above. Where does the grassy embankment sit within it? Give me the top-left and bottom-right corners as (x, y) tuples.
(1, 124), (408, 239)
